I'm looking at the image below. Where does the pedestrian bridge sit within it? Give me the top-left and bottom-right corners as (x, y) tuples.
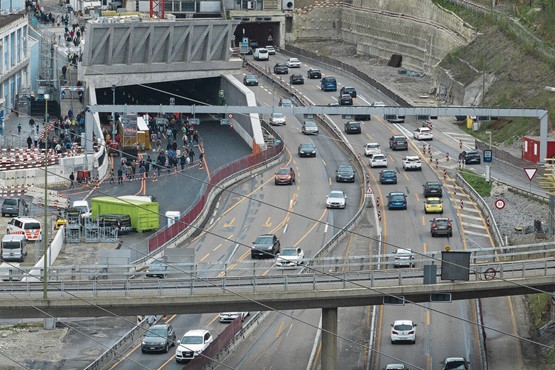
(1, 258), (554, 318)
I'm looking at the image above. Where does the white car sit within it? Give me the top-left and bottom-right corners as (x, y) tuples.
(265, 45), (276, 55)
(302, 121), (319, 135)
(369, 153), (388, 168)
(326, 190), (346, 209)
(402, 155), (422, 171)
(390, 320), (417, 344)
(175, 329), (213, 362)
(286, 57), (301, 68)
(269, 112), (286, 126)
(414, 127), (433, 140)
(372, 101), (385, 107)
(218, 312), (249, 323)
(364, 142), (381, 157)
(276, 247), (305, 267)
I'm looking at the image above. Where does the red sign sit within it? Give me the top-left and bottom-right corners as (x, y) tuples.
(524, 168), (538, 181)
(495, 199), (505, 210)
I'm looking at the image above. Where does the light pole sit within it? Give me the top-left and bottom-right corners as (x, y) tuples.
(43, 93), (49, 300)
(111, 84), (116, 140)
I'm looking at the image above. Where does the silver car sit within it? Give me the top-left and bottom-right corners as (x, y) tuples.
(302, 121), (319, 135)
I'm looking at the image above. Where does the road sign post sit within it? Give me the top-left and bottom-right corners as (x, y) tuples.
(524, 167), (538, 193)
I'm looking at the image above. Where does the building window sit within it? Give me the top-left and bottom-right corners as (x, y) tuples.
(181, 0), (195, 12)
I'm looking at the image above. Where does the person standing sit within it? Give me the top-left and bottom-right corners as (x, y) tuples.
(69, 172), (75, 188)
(188, 148), (195, 165)
(117, 167), (123, 184)
(33, 133), (39, 148)
(198, 152), (204, 169)
(26, 136), (32, 149)
(17, 123), (22, 135)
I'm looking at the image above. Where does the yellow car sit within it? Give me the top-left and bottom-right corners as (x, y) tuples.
(424, 197), (443, 214)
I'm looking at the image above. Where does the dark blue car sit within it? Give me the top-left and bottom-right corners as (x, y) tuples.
(387, 192), (407, 210)
(379, 170), (397, 184)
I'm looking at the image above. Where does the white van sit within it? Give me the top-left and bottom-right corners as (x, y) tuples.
(7, 217), (42, 241)
(1, 234), (27, 262)
(253, 48), (269, 61)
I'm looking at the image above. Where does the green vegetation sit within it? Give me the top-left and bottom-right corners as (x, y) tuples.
(527, 293), (551, 328)
(0, 322), (42, 331)
(459, 169), (491, 196)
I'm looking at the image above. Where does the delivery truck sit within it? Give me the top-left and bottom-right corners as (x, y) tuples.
(91, 196), (160, 232)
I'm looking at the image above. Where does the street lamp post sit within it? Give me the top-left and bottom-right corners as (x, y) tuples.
(43, 93), (50, 300)
(111, 85), (116, 140)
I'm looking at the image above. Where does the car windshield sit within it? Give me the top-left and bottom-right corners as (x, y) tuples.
(255, 236), (273, 244)
(329, 191), (343, 198)
(272, 113), (284, 119)
(338, 166), (354, 174)
(280, 99), (292, 106)
(146, 327), (166, 337)
(427, 183), (440, 189)
(300, 144), (314, 150)
(289, 58), (299, 62)
(246, 75), (256, 80)
(182, 335), (203, 345)
(393, 323), (413, 331)
(382, 171), (395, 177)
(305, 122), (316, 128)
(427, 199), (441, 205)
(277, 169), (290, 175)
(435, 219), (449, 226)
(280, 248), (297, 256)
(24, 222), (40, 230)
(373, 155), (385, 160)
(348, 122), (360, 127)
(366, 144), (379, 149)
(4, 199), (16, 205)
(311, 69), (320, 73)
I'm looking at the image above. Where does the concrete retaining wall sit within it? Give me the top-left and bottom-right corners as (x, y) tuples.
(21, 227), (65, 283)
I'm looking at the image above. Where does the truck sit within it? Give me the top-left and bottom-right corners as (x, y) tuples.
(1, 234), (27, 262)
(91, 196), (160, 232)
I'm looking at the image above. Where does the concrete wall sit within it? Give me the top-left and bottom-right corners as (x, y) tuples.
(220, 74), (266, 150)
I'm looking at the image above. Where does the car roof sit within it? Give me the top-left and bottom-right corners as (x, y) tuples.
(258, 233), (276, 237)
(393, 319), (414, 325)
(426, 197), (441, 202)
(426, 181), (441, 185)
(366, 142), (379, 146)
(404, 155), (420, 160)
(389, 192), (405, 196)
(338, 164), (353, 168)
(183, 329), (209, 336)
(382, 169), (395, 173)
(329, 190), (344, 195)
(396, 248), (412, 253)
(392, 135), (405, 139)
(343, 86), (355, 89)
(12, 217), (40, 222)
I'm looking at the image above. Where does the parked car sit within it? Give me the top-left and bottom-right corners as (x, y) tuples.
(340, 86), (357, 98)
(307, 68), (322, 79)
(379, 170), (398, 184)
(146, 256), (169, 278)
(276, 247), (305, 267)
(7, 217), (41, 241)
(339, 94), (353, 105)
(430, 217), (453, 237)
(290, 74), (304, 84)
(364, 142), (381, 157)
(286, 57), (301, 68)
(390, 320), (417, 344)
(97, 214), (133, 234)
(298, 143), (317, 157)
(142, 324), (176, 353)
(402, 155), (422, 171)
(175, 329), (213, 362)
(302, 121), (319, 135)
(251, 234), (280, 259)
(243, 74), (259, 86)
(279, 98), (293, 107)
(218, 312), (249, 323)
(423, 181), (443, 198)
(387, 192), (407, 210)
(414, 127), (433, 140)
(336, 164), (355, 183)
(369, 153), (388, 168)
(326, 190), (347, 209)
(424, 197), (443, 214)
(1, 198), (29, 217)
(389, 135), (408, 150)
(274, 167), (295, 185)
(273, 63), (288, 74)
(459, 150), (481, 164)
(270, 112), (286, 126)
(344, 121), (362, 134)
(265, 45), (276, 55)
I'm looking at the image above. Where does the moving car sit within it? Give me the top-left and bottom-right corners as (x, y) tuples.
(344, 121), (362, 134)
(336, 164), (356, 183)
(441, 357), (470, 370)
(340, 86), (357, 98)
(393, 248), (414, 267)
(307, 68), (322, 79)
(265, 45), (276, 55)
(298, 143), (317, 157)
(384, 365), (410, 370)
(387, 192), (407, 210)
(339, 94), (353, 105)
(253, 48), (269, 61)
(321, 76), (337, 91)
(279, 98), (293, 107)
(302, 121), (319, 135)
(389, 135), (408, 150)
(274, 167), (295, 185)
(142, 324), (176, 353)
(390, 320), (417, 344)
(273, 63), (288, 74)
(459, 150), (481, 164)
(218, 312), (249, 323)
(414, 127), (433, 140)
(326, 190), (347, 209)
(379, 170), (398, 184)
(270, 112), (286, 126)
(243, 74), (259, 86)
(146, 256), (169, 278)
(276, 247), (305, 267)
(251, 234), (280, 259)
(175, 329), (213, 362)
(286, 57), (301, 68)
(1, 198), (29, 217)
(430, 217), (453, 237)
(423, 181), (443, 198)
(290, 73), (304, 84)
(364, 143), (381, 157)
(369, 153), (388, 168)
(385, 114), (406, 123)
(402, 155), (422, 171)
(424, 197), (443, 214)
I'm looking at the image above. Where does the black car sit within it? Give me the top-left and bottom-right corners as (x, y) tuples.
(274, 63), (288, 74)
(251, 234), (280, 259)
(298, 143), (317, 157)
(339, 94), (353, 105)
(430, 217), (453, 237)
(340, 86), (357, 98)
(344, 121), (361, 134)
(290, 74), (304, 85)
(307, 68), (322, 79)
(389, 135), (408, 150)
(243, 74), (258, 86)
(459, 150), (481, 164)
(423, 182), (443, 198)
(336, 164), (356, 183)
(141, 324), (177, 353)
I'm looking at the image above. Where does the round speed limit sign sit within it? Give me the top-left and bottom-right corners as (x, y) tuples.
(228, 113), (234, 119)
(495, 199), (505, 210)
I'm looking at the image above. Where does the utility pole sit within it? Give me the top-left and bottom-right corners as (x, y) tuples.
(43, 94), (49, 300)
